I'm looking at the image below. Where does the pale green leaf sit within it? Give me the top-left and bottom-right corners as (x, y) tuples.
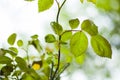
(75, 54), (85, 64)
(38, 0), (54, 12)
(91, 35), (112, 58)
(70, 31), (88, 57)
(7, 33), (17, 45)
(17, 40), (23, 47)
(9, 47), (18, 54)
(69, 18), (80, 29)
(51, 22), (63, 35)
(45, 34), (56, 43)
(0, 56), (12, 64)
(81, 19), (98, 36)
(61, 31), (72, 41)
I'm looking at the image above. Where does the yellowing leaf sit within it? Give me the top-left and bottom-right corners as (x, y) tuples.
(38, 0), (54, 12)
(32, 61), (42, 70)
(70, 31), (88, 57)
(91, 35), (112, 58)
(32, 64), (40, 70)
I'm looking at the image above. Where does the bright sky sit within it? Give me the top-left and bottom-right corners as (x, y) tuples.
(0, 0), (119, 80)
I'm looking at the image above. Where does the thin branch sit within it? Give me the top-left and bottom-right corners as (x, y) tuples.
(52, 0), (67, 79)
(56, 0), (67, 23)
(52, 35), (61, 79)
(50, 61), (54, 80)
(55, 63), (70, 79)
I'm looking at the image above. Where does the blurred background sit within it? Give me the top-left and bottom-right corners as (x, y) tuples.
(0, 0), (120, 80)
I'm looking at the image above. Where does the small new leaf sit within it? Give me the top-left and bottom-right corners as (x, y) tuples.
(17, 40), (23, 47)
(91, 35), (112, 58)
(38, 0), (54, 12)
(81, 19), (98, 36)
(45, 34), (56, 43)
(51, 22), (63, 35)
(69, 18), (80, 29)
(7, 33), (17, 45)
(70, 31), (88, 57)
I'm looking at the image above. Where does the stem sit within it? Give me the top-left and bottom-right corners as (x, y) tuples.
(52, 0), (67, 79)
(52, 36), (61, 79)
(56, 0), (67, 23)
(61, 30), (81, 36)
(50, 61), (54, 80)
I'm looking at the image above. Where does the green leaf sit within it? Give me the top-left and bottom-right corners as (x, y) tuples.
(91, 35), (112, 58)
(1, 49), (17, 57)
(81, 19), (98, 36)
(80, 0), (84, 3)
(1, 65), (13, 76)
(7, 33), (17, 45)
(9, 47), (18, 54)
(17, 40), (23, 47)
(38, 0), (54, 12)
(61, 31), (72, 41)
(87, 0), (96, 4)
(75, 54), (85, 64)
(69, 18), (80, 29)
(30, 39), (42, 52)
(45, 34), (56, 43)
(51, 22), (63, 35)
(70, 31), (88, 57)
(0, 56), (12, 64)
(31, 34), (38, 40)
(15, 57), (28, 72)
(12, 70), (22, 77)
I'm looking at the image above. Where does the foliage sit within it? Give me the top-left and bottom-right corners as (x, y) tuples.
(0, 0), (113, 80)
